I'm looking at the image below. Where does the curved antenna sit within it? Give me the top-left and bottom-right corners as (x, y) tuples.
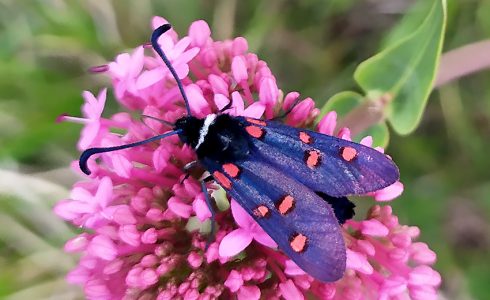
(141, 114), (174, 127)
(151, 24), (192, 116)
(79, 129), (182, 175)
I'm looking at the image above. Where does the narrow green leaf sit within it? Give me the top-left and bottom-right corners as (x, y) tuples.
(354, 0), (447, 135)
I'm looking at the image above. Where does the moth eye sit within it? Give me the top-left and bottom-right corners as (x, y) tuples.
(290, 233), (308, 253)
(340, 146), (358, 162)
(213, 171), (232, 189)
(246, 118), (267, 126)
(276, 195), (295, 215)
(304, 149), (322, 168)
(299, 132), (313, 144)
(223, 163), (240, 178)
(253, 205), (270, 218)
(246, 125), (265, 139)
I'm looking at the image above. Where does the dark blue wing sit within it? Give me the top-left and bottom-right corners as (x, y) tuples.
(203, 157), (346, 282)
(238, 117), (399, 197)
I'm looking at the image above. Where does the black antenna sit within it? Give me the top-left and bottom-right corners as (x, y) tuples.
(141, 114), (174, 127)
(79, 23), (192, 175)
(79, 130), (182, 175)
(151, 24), (192, 116)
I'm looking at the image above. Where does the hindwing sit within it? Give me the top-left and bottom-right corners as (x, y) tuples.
(203, 157), (346, 282)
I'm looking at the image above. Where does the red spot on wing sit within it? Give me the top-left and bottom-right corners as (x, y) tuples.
(305, 150), (321, 168)
(246, 126), (265, 138)
(246, 118), (266, 126)
(223, 163), (240, 178)
(213, 171), (232, 189)
(290, 233), (308, 253)
(299, 132), (313, 144)
(277, 195), (295, 215)
(340, 146), (358, 162)
(253, 205), (270, 218)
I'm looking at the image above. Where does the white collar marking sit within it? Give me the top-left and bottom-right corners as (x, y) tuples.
(195, 114), (217, 149)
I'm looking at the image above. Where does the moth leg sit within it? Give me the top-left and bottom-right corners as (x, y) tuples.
(219, 98), (233, 113)
(201, 180), (216, 250)
(183, 160), (200, 172)
(202, 175), (214, 182)
(180, 161), (200, 184)
(271, 95), (302, 120)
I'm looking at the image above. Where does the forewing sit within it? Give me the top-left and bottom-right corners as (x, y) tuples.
(204, 157), (346, 282)
(239, 117), (399, 197)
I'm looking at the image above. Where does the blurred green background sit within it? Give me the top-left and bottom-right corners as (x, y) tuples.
(0, 0), (489, 299)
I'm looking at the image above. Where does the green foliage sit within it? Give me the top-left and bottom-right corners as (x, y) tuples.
(354, 0), (447, 134)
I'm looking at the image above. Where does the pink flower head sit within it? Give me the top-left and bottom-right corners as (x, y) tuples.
(55, 17), (440, 300)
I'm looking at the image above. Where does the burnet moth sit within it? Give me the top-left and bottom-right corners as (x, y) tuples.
(79, 24), (400, 282)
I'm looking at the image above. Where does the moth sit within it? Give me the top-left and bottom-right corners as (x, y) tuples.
(79, 24), (399, 282)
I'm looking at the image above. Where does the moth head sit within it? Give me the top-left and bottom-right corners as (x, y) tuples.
(174, 116), (204, 147)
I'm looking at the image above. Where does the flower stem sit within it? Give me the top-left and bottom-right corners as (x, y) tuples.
(435, 40), (490, 87)
(336, 93), (392, 137)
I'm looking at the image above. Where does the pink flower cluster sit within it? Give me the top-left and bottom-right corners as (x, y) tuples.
(55, 17), (440, 299)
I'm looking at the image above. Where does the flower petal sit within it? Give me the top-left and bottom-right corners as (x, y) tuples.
(346, 249), (374, 274)
(230, 199), (253, 229)
(224, 270), (243, 293)
(284, 260), (306, 276)
(317, 111), (337, 135)
(279, 280), (304, 300)
(136, 67), (166, 89)
(185, 84), (211, 116)
(88, 235), (117, 261)
(78, 122), (101, 150)
(219, 229), (253, 257)
(214, 94), (231, 111)
(193, 194), (212, 221)
(112, 205), (137, 225)
(252, 228), (277, 248)
(64, 234), (89, 252)
(53, 200), (92, 220)
(209, 74), (229, 96)
(237, 285), (260, 300)
(359, 136), (373, 147)
(95, 177), (113, 208)
(167, 197), (192, 218)
(243, 101), (266, 118)
(374, 181), (404, 202)
(231, 56), (248, 82)
(408, 266), (441, 286)
(361, 219), (389, 237)
(230, 91), (245, 114)
(188, 20), (211, 47)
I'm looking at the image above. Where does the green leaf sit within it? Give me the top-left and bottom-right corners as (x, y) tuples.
(354, 0), (447, 135)
(319, 91), (390, 148)
(320, 91), (363, 117)
(381, 1), (438, 49)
